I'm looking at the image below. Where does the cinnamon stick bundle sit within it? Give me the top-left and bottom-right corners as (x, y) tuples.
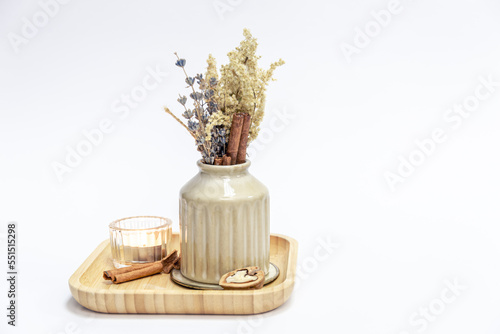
(103, 250), (179, 284)
(236, 113), (251, 164)
(222, 155), (231, 165)
(227, 113), (245, 165)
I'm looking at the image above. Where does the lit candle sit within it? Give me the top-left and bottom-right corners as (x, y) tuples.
(109, 216), (172, 268)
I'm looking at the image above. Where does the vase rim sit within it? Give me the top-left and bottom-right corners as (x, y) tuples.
(197, 159), (251, 173)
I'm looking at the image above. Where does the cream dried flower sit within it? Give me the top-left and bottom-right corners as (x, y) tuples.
(204, 29), (284, 142)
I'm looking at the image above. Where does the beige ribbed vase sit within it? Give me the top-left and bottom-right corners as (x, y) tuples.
(179, 160), (270, 284)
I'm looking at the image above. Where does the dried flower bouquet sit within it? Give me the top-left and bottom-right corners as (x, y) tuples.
(164, 29), (284, 165)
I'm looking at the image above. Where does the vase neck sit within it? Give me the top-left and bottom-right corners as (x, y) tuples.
(197, 160), (251, 176)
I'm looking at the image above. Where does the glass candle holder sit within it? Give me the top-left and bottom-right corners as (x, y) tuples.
(109, 216), (172, 268)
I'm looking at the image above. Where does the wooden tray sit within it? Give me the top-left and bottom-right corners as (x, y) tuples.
(69, 233), (298, 314)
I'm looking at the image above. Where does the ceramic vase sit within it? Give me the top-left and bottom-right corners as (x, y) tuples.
(179, 160), (270, 284)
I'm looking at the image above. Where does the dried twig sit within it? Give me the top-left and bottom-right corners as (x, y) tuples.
(164, 107), (196, 139)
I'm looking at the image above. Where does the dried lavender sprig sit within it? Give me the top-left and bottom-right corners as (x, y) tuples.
(174, 52), (212, 162)
(174, 53), (208, 135)
(211, 126), (227, 157)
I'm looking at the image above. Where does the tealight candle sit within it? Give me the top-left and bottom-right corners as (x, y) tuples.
(109, 216), (172, 268)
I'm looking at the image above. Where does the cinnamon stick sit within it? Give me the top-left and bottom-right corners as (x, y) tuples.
(214, 157), (223, 165)
(222, 155), (231, 165)
(103, 263), (153, 281)
(227, 113), (245, 165)
(112, 262), (164, 284)
(161, 250), (179, 274)
(173, 256), (181, 270)
(103, 250), (179, 284)
(236, 113), (251, 164)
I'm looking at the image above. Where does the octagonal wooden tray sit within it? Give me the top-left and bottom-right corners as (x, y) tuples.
(69, 233), (297, 314)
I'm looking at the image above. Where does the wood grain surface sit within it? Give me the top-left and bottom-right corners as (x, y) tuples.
(69, 233), (298, 314)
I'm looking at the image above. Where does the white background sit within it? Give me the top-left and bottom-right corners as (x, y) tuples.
(1, 0), (500, 333)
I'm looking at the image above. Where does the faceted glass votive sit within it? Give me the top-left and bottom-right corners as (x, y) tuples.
(109, 216), (172, 268)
